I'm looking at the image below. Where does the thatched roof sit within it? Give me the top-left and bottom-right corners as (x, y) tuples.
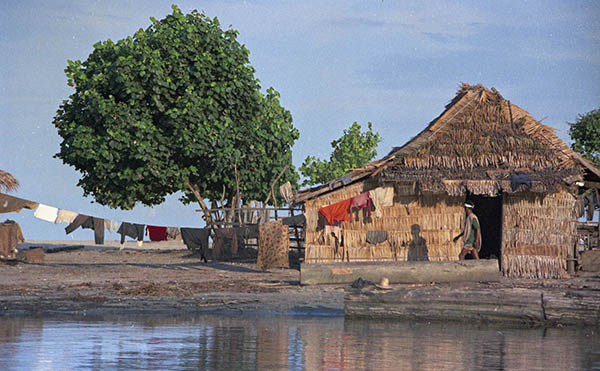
(296, 83), (600, 202)
(0, 170), (18, 193)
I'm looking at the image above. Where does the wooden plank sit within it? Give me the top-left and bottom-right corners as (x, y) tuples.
(300, 260), (501, 285)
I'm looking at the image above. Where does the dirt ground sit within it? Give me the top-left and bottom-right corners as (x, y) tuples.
(0, 240), (343, 316)
(1, 240), (599, 318)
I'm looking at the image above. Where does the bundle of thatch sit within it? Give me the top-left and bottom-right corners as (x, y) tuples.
(0, 170), (18, 193)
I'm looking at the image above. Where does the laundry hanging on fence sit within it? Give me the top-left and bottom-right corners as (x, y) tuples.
(55, 209), (78, 224)
(65, 214), (105, 245)
(257, 219), (289, 270)
(181, 227), (210, 261)
(319, 199), (351, 226)
(117, 222), (145, 244)
(166, 227), (181, 241)
(104, 219), (119, 233)
(34, 204), (59, 223)
(0, 193), (39, 214)
(146, 225), (168, 241)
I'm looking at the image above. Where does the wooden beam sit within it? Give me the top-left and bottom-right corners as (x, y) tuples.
(300, 260), (501, 285)
(584, 181), (600, 189)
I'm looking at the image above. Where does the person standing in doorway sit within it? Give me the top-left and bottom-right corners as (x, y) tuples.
(453, 200), (482, 260)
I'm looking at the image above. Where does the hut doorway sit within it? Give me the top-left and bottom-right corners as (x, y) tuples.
(469, 194), (503, 261)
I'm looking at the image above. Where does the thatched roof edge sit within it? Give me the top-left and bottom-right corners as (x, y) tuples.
(294, 83), (600, 203)
(0, 170), (19, 193)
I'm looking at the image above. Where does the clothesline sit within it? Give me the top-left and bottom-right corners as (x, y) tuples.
(0, 192), (196, 246)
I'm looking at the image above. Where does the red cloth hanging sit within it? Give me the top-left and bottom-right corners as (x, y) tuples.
(319, 199), (351, 226)
(146, 225), (168, 241)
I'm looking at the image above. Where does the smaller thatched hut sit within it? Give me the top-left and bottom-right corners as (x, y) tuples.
(0, 169), (23, 259)
(0, 170), (18, 193)
(295, 83), (600, 279)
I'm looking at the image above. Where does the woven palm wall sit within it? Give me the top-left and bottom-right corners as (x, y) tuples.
(501, 190), (576, 279)
(304, 180), (464, 263)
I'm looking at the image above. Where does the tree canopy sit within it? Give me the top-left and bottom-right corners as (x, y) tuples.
(299, 122), (380, 186)
(569, 108), (600, 168)
(53, 6), (298, 219)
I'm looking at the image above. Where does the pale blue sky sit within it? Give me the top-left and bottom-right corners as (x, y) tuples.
(1, 1), (599, 240)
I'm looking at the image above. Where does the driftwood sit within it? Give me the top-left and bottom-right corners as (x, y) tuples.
(345, 285), (600, 326)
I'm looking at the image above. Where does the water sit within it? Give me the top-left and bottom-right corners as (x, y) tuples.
(0, 315), (598, 370)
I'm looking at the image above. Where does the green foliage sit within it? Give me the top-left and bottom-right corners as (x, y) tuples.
(569, 108), (600, 168)
(53, 5), (298, 209)
(299, 122), (380, 187)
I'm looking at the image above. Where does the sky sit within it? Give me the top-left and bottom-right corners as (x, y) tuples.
(1, 0), (599, 241)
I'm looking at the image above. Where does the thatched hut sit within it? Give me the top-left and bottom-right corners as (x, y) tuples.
(295, 83), (600, 279)
(0, 170), (18, 193)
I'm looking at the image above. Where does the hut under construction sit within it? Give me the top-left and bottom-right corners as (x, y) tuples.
(294, 83), (600, 279)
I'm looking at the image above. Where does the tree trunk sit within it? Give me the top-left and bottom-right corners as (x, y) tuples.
(185, 181), (213, 226)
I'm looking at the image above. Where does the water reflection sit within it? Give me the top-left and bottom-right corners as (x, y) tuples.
(0, 315), (597, 370)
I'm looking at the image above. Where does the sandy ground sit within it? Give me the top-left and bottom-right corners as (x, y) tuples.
(1, 240), (599, 319)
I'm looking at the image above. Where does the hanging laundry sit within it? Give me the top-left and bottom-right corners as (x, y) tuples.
(350, 192), (372, 218)
(235, 227), (246, 250)
(166, 227), (181, 241)
(370, 186), (394, 218)
(55, 209), (78, 224)
(213, 228), (238, 260)
(146, 225), (168, 242)
(319, 199), (351, 226)
(0, 220), (24, 259)
(243, 224), (259, 239)
(583, 191), (598, 221)
(366, 230), (388, 245)
(575, 197), (585, 219)
(511, 172), (532, 191)
(34, 204), (59, 223)
(0, 193), (39, 214)
(180, 228), (210, 262)
(328, 175), (352, 190)
(104, 219), (119, 233)
(117, 222), (145, 244)
(91, 218), (105, 245)
(279, 181), (294, 204)
(64, 214), (105, 244)
(282, 214), (305, 226)
(257, 220), (289, 270)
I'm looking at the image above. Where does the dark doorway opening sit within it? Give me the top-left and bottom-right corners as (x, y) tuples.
(467, 194), (503, 262)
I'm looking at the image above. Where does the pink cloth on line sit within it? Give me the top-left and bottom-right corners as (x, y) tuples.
(350, 192), (372, 217)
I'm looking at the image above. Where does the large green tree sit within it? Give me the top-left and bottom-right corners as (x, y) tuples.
(569, 108), (600, 168)
(53, 6), (298, 223)
(299, 122), (380, 186)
